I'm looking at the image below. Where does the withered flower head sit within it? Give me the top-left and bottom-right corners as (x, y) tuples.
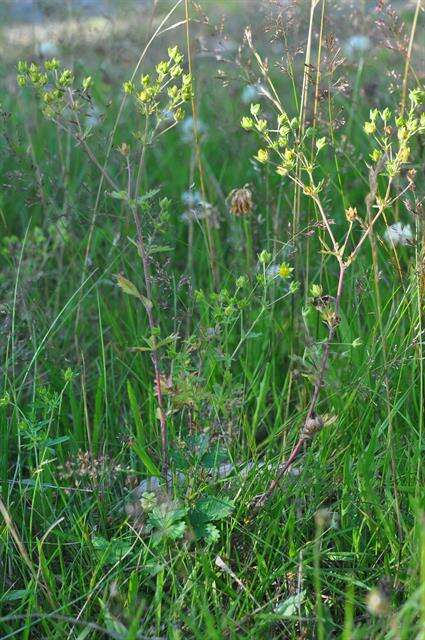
(228, 185), (253, 217)
(345, 206), (357, 222)
(301, 414), (324, 440)
(366, 586), (390, 617)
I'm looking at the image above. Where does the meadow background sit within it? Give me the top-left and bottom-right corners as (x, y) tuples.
(0, 0), (424, 638)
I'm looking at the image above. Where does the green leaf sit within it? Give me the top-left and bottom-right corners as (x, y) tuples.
(201, 443), (229, 469)
(149, 245), (172, 254)
(115, 275), (152, 312)
(193, 522), (220, 543)
(99, 600), (128, 635)
(148, 501), (187, 528)
(92, 535), (131, 565)
(110, 189), (129, 201)
(152, 520), (186, 544)
(0, 589), (28, 603)
(127, 380), (144, 443)
(190, 495), (234, 525)
(274, 590), (306, 618)
(136, 188), (160, 204)
(139, 294), (153, 311)
(132, 441), (161, 476)
(147, 500), (188, 545)
(115, 274), (141, 298)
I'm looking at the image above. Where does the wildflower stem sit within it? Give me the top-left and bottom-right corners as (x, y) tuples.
(131, 118), (170, 489)
(255, 261), (345, 509)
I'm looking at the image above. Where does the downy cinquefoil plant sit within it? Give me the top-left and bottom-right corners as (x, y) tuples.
(241, 80), (425, 507)
(17, 48), (194, 486)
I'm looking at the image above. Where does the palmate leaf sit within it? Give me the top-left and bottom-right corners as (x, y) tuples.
(151, 521), (186, 545)
(147, 500), (188, 546)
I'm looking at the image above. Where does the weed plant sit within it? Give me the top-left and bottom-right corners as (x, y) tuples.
(0, 1), (424, 638)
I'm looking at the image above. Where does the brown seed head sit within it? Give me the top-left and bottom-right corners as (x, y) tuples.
(301, 414), (324, 440)
(345, 206), (357, 222)
(229, 186), (253, 217)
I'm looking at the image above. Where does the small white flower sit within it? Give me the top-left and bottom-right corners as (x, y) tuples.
(180, 200), (219, 228)
(181, 190), (202, 208)
(384, 222), (413, 246)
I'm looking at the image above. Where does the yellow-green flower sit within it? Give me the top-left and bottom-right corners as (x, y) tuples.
(255, 148), (269, 163)
(278, 262), (293, 278)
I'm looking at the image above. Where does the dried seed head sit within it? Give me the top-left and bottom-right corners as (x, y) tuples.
(407, 168), (416, 189)
(118, 142), (130, 157)
(366, 587), (390, 617)
(301, 414), (324, 440)
(345, 206), (357, 222)
(314, 508), (333, 528)
(229, 186), (253, 217)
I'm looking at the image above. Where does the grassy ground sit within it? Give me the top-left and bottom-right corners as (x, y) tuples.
(0, 1), (424, 638)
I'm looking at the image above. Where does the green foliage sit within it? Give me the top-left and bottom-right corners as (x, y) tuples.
(146, 500), (188, 545)
(0, 2), (424, 638)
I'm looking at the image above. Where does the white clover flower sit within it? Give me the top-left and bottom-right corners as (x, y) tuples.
(384, 222), (413, 246)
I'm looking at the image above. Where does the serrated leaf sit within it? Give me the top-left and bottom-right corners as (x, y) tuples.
(148, 501), (187, 528)
(193, 522), (220, 543)
(136, 188), (160, 204)
(201, 443), (229, 469)
(152, 520), (186, 545)
(191, 495), (234, 525)
(147, 500), (188, 545)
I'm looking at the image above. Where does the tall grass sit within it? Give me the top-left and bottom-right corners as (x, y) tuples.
(0, 1), (424, 638)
